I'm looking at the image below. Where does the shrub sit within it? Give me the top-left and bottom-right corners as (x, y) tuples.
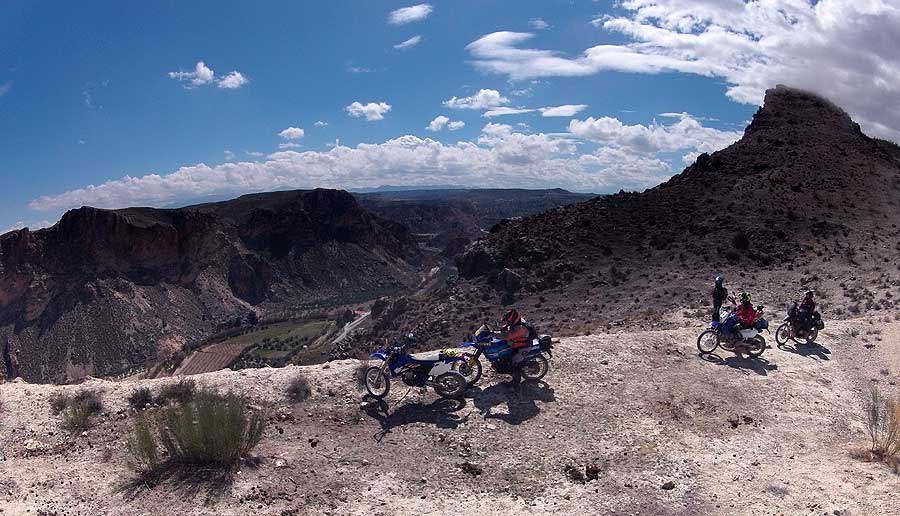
(60, 390), (104, 433)
(49, 392), (70, 415)
(865, 386), (900, 461)
(155, 378), (196, 405)
(354, 362), (369, 390)
(127, 387), (154, 410)
(127, 388), (266, 472)
(286, 374), (311, 403)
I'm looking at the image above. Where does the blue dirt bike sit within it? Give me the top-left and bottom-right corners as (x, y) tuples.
(697, 305), (769, 357)
(455, 323), (554, 386)
(364, 334), (468, 399)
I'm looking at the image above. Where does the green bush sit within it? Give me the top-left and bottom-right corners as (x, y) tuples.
(865, 386), (900, 460)
(127, 389), (266, 472)
(286, 374), (311, 403)
(59, 390), (104, 433)
(154, 378), (196, 405)
(127, 387), (154, 410)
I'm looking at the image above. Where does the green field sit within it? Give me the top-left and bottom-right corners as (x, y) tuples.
(227, 319), (336, 370)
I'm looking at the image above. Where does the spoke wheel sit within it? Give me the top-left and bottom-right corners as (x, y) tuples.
(697, 329), (720, 354)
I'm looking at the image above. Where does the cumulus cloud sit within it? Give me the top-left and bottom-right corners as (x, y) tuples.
(346, 101), (392, 121)
(217, 71), (248, 89)
(426, 116), (465, 131)
(568, 114), (741, 155)
(279, 143), (301, 150)
(3, 220), (52, 234)
(529, 18), (550, 30)
(388, 4), (433, 25)
(394, 35), (423, 50)
(443, 89), (509, 110)
(29, 125), (683, 213)
(224, 150), (235, 161)
(168, 61), (248, 89)
(314, 121), (329, 127)
(540, 104), (589, 117)
(245, 150), (264, 157)
(278, 127), (305, 140)
(466, 1), (900, 140)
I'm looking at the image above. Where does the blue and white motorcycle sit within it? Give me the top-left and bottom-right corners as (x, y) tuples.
(697, 305), (768, 357)
(455, 323), (554, 386)
(364, 334), (468, 399)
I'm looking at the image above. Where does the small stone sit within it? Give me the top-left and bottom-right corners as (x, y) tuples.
(661, 481), (676, 490)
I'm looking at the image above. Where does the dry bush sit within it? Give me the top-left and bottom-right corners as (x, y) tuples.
(127, 387), (154, 410)
(864, 386), (900, 463)
(354, 362), (369, 390)
(127, 388), (266, 473)
(154, 378), (196, 405)
(60, 390), (104, 433)
(286, 374), (311, 403)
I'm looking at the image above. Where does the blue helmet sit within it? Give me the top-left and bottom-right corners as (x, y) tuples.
(715, 276), (724, 285)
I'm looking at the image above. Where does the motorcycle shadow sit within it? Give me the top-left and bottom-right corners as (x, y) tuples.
(777, 341), (831, 360)
(700, 352), (778, 376)
(467, 380), (555, 426)
(362, 395), (470, 442)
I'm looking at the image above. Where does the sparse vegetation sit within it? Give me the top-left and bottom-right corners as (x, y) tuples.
(286, 374), (311, 403)
(127, 386), (154, 410)
(57, 390), (104, 433)
(126, 388), (266, 473)
(864, 386), (900, 465)
(155, 378), (196, 405)
(354, 362), (369, 390)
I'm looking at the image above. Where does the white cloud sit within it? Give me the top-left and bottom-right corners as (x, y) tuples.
(0, 80), (11, 98)
(466, 1), (900, 140)
(345, 63), (373, 74)
(443, 89), (509, 110)
(529, 18), (550, 30)
(346, 101), (392, 121)
(483, 107), (535, 117)
(279, 143), (302, 150)
(568, 114), (741, 155)
(539, 104), (589, 117)
(224, 150), (235, 161)
(30, 125), (683, 213)
(168, 61), (248, 90)
(388, 4), (433, 25)
(314, 121), (329, 127)
(218, 71), (248, 89)
(245, 150), (264, 157)
(394, 35), (423, 50)
(278, 127), (305, 140)
(426, 116), (465, 131)
(3, 220), (52, 234)
(426, 115), (450, 131)
(168, 61), (216, 87)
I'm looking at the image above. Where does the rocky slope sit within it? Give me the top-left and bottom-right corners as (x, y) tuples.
(1, 314), (899, 515)
(352, 86), (900, 350)
(0, 189), (422, 383)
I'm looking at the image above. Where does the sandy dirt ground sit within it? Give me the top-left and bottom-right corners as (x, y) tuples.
(2, 314), (899, 516)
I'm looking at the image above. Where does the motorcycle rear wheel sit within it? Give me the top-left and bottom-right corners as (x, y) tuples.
(775, 323), (791, 345)
(521, 355), (549, 382)
(746, 335), (766, 358)
(697, 329), (719, 354)
(805, 327), (818, 345)
(433, 372), (467, 399)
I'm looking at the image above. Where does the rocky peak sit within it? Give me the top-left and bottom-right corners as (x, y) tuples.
(745, 84), (863, 139)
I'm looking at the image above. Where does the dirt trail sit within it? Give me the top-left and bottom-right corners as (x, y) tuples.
(1, 315), (898, 515)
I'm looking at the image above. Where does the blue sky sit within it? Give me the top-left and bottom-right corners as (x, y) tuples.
(2, 0), (899, 232)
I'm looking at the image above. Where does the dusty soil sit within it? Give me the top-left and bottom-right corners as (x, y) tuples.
(1, 314), (899, 515)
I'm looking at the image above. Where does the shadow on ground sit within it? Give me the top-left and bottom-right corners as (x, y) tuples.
(777, 340), (831, 360)
(700, 352), (778, 376)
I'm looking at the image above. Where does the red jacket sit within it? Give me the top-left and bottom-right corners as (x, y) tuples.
(499, 323), (531, 349)
(737, 303), (759, 326)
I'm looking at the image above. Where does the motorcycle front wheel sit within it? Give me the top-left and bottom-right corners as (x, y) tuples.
(746, 335), (766, 358)
(697, 329), (720, 354)
(364, 366), (390, 399)
(520, 355), (549, 382)
(775, 323), (791, 345)
(433, 372), (467, 399)
(455, 356), (483, 386)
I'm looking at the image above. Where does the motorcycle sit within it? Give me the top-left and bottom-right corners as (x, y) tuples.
(697, 305), (769, 357)
(455, 323), (554, 386)
(775, 302), (824, 346)
(364, 334), (468, 400)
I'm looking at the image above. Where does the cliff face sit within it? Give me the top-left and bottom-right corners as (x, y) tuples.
(0, 189), (422, 383)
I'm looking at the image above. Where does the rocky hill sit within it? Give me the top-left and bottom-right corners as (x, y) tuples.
(0, 189), (422, 383)
(352, 86), (900, 350)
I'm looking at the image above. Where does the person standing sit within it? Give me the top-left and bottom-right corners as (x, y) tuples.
(712, 276), (728, 322)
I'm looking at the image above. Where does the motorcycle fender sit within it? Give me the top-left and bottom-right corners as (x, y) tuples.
(369, 352), (388, 362)
(739, 329), (758, 339)
(429, 360), (455, 376)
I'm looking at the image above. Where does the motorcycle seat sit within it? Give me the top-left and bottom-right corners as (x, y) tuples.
(408, 351), (442, 362)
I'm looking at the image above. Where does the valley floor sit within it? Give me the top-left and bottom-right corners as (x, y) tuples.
(1, 315), (899, 515)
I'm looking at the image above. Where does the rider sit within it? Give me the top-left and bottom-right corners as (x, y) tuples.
(495, 308), (534, 384)
(712, 276), (728, 322)
(797, 290), (817, 331)
(735, 292), (761, 336)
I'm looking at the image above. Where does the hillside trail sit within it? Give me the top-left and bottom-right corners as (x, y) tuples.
(1, 315), (898, 515)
